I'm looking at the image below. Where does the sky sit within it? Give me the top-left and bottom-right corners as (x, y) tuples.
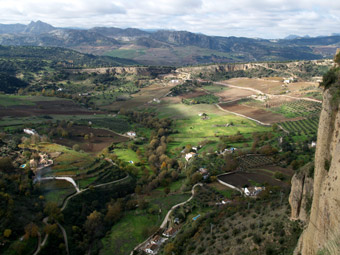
(0, 0), (339, 39)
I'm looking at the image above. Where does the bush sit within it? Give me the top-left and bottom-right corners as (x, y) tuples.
(274, 172), (285, 181)
(324, 158), (331, 172)
(72, 144), (80, 151)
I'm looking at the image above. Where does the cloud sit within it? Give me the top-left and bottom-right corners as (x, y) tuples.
(0, 0), (339, 38)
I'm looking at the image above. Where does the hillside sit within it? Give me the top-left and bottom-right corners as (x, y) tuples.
(1, 21), (340, 65)
(0, 45), (137, 74)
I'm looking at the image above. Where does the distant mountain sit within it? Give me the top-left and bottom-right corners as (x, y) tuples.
(0, 23), (26, 34)
(284, 35), (300, 40)
(24, 20), (55, 34)
(0, 21), (339, 65)
(284, 34), (311, 40)
(89, 27), (149, 39)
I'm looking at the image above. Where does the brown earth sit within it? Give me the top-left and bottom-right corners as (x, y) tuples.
(218, 171), (289, 188)
(180, 90), (208, 99)
(216, 87), (256, 102)
(0, 100), (102, 118)
(219, 102), (287, 123)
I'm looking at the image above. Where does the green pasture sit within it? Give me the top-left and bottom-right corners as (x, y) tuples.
(0, 95), (64, 107)
(202, 84), (229, 93)
(114, 148), (140, 164)
(100, 192), (190, 255)
(167, 107), (270, 151)
(104, 49), (146, 59)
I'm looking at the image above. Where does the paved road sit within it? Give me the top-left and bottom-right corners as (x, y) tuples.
(32, 174), (129, 255)
(38, 176), (80, 193)
(160, 183), (203, 228)
(131, 183), (203, 255)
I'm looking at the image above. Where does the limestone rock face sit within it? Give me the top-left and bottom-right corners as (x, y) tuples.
(289, 164), (314, 222)
(295, 89), (340, 254)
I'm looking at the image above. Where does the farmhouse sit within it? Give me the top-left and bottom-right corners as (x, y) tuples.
(30, 153), (54, 170)
(185, 152), (197, 161)
(126, 131), (137, 138)
(144, 243), (158, 254)
(163, 227), (178, 237)
(242, 186), (265, 197)
(198, 168), (209, 179)
(150, 235), (161, 245)
(23, 128), (37, 136)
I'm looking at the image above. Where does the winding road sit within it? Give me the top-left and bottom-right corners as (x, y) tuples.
(38, 177), (80, 193)
(130, 183), (203, 255)
(33, 173), (130, 255)
(160, 183), (203, 228)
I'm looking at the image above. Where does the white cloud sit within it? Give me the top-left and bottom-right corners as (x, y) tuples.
(0, 0), (339, 38)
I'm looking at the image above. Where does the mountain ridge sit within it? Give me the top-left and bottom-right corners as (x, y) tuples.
(0, 21), (340, 65)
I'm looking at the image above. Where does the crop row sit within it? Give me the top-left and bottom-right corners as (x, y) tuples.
(271, 100), (321, 118)
(237, 155), (274, 170)
(280, 117), (319, 134)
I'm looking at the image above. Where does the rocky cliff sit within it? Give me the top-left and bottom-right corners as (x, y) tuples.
(289, 163), (314, 222)
(293, 86), (340, 254)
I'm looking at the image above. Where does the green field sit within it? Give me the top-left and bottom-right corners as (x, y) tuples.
(0, 95), (68, 107)
(100, 192), (190, 255)
(105, 49), (146, 59)
(114, 148), (140, 164)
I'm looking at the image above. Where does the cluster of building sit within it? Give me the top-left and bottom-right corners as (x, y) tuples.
(29, 153), (53, 171)
(142, 227), (179, 254)
(242, 186), (266, 197)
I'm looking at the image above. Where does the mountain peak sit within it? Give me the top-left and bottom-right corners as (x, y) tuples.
(24, 20), (55, 34)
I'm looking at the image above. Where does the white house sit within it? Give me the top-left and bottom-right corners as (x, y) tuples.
(242, 186), (265, 197)
(185, 152), (196, 161)
(244, 187), (251, 196)
(144, 243), (158, 254)
(150, 235), (161, 245)
(163, 227), (178, 237)
(126, 131), (137, 138)
(24, 128), (37, 136)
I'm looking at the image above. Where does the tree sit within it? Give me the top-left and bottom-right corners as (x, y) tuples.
(24, 222), (39, 240)
(164, 186), (170, 195)
(0, 157), (14, 172)
(84, 210), (103, 239)
(191, 172), (202, 184)
(44, 202), (63, 222)
(164, 242), (175, 255)
(335, 51), (340, 66)
(104, 203), (122, 223)
(171, 171), (179, 181)
(135, 185), (142, 194)
(44, 224), (58, 235)
(3, 229), (12, 238)
(73, 144), (80, 151)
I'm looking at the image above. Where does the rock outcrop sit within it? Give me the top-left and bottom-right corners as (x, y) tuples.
(294, 88), (340, 254)
(289, 163), (314, 222)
